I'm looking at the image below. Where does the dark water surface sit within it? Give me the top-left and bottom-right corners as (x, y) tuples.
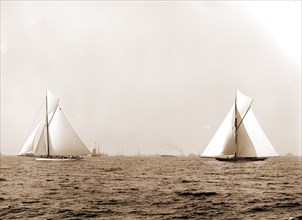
(1, 156), (301, 219)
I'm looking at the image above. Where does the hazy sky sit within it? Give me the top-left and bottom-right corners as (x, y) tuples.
(1, 1), (301, 156)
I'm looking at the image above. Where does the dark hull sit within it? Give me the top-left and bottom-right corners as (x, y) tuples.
(215, 157), (267, 162)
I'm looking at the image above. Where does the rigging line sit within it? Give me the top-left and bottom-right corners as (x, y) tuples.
(48, 99), (60, 125)
(18, 100), (45, 152)
(236, 99), (254, 130)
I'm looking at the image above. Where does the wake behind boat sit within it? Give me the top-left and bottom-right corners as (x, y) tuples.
(201, 90), (278, 162)
(18, 90), (90, 161)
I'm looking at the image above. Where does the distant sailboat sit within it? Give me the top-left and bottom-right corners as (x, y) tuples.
(91, 142), (102, 157)
(18, 90), (90, 160)
(202, 90), (278, 161)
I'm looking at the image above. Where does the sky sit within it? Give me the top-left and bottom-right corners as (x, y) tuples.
(1, 1), (301, 156)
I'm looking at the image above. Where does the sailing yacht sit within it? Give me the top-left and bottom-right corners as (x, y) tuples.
(202, 90), (278, 161)
(18, 90), (90, 160)
(91, 142), (102, 157)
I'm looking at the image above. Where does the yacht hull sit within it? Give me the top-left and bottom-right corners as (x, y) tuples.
(35, 157), (83, 161)
(215, 157), (267, 162)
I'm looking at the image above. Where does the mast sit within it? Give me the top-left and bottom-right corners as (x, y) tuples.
(46, 90), (50, 158)
(234, 90), (254, 158)
(234, 92), (238, 157)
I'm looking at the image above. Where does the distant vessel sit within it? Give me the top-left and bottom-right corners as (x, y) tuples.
(202, 90), (278, 161)
(91, 142), (103, 157)
(18, 90), (90, 160)
(160, 155), (177, 157)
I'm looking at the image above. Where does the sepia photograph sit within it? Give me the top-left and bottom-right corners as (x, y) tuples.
(1, 1), (301, 219)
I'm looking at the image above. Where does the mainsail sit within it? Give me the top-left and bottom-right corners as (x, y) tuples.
(18, 90), (90, 157)
(202, 90), (278, 158)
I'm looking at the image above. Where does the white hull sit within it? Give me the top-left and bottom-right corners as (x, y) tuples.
(35, 157), (83, 161)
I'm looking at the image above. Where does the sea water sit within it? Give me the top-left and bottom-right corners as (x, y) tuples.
(1, 156), (301, 219)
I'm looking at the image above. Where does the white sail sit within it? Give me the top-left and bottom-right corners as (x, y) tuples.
(34, 126), (48, 155)
(18, 123), (41, 156)
(202, 105), (236, 157)
(236, 90), (253, 118)
(47, 89), (59, 114)
(202, 90), (278, 158)
(48, 108), (90, 156)
(237, 109), (278, 157)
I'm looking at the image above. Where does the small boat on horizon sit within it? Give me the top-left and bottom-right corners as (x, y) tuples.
(201, 90), (278, 162)
(91, 142), (103, 157)
(17, 90), (91, 161)
(160, 155), (177, 157)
